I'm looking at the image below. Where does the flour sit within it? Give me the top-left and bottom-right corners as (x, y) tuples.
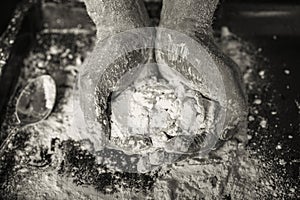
(110, 63), (208, 156)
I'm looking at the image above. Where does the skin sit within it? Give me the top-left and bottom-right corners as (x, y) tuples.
(83, 0), (151, 42)
(158, 0), (247, 139)
(80, 0), (151, 134)
(83, 0), (247, 139)
(159, 0), (219, 36)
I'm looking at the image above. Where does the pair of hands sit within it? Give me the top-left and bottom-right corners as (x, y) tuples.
(82, 0), (247, 144)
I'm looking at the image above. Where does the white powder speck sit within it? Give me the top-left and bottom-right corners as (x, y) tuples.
(275, 144), (282, 150)
(258, 70), (265, 79)
(271, 111), (277, 115)
(221, 26), (231, 38)
(254, 99), (262, 105)
(260, 119), (267, 128)
(247, 134), (252, 140)
(49, 45), (60, 55)
(284, 69), (290, 75)
(279, 159), (286, 165)
(75, 56), (82, 65)
(248, 115), (255, 121)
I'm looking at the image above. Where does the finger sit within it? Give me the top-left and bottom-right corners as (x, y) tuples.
(83, 0), (151, 42)
(80, 0), (153, 143)
(159, 0), (219, 37)
(156, 0), (247, 139)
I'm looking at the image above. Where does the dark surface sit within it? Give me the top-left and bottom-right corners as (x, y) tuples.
(216, 1), (300, 35)
(0, 1), (41, 126)
(0, 0), (22, 35)
(0, 0), (299, 198)
(215, 0), (300, 194)
(247, 36), (300, 193)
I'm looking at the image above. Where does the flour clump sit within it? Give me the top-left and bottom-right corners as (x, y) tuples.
(110, 63), (206, 155)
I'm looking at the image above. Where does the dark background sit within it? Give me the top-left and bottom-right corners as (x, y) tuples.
(0, 0), (299, 197)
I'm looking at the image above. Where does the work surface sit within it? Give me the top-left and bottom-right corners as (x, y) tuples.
(0, 0), (299, 199)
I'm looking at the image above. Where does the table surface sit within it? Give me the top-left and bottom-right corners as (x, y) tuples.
(0, 0), (299, 199)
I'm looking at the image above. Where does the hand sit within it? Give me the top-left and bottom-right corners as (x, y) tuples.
(81, 0), (247, 154)
(157, 0), (247, 141)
